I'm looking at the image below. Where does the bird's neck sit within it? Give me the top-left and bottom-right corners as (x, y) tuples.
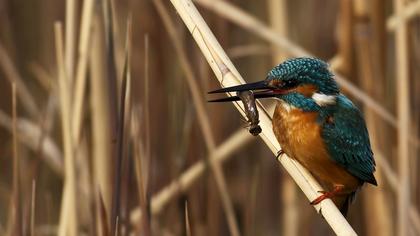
(277, 93), (319, 112)
(277, 92), (338, 113)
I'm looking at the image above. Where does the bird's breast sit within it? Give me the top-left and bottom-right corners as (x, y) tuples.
(273, 101), (324, 160)
(272, 101), (360, 191)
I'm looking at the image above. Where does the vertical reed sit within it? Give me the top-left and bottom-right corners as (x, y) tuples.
(393, 0), (411, 235)
(55, 22), (78, 236)
(30, 180), (36, 236)
(65, 0), (77, 82)
(336, 0), (354, 77)
(11, 83), (22, 235)
(268, 1), (298, 236)
(353, 2), (393, 235)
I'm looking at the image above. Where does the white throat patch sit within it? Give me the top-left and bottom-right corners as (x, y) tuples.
(312, 93), (337, 106)
(278, 100), (297, 112)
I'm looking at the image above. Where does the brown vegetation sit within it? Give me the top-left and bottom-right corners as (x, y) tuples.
(0, 0), (419, 235)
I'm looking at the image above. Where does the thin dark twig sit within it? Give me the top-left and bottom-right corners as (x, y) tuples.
(106, 0), (122, 230)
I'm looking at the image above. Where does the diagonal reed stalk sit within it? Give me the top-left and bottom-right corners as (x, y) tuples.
(29, 63), (54, 91)
(0, 42), (39, 118)
(0, 111), (62, 174)
(169, 0), (357, 235)
(153, 1), (241, 235)
(1, 62), (59, 164)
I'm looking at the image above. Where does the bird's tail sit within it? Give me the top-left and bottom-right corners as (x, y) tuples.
(333, 191), (357, 216)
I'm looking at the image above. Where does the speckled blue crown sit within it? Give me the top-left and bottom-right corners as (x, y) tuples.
(267, 57), (339, 95)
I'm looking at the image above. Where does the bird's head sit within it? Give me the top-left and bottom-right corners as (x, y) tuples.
(209, 58), (339, 111)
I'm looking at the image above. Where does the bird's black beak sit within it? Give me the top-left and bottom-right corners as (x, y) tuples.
(208, 80), (285, 102)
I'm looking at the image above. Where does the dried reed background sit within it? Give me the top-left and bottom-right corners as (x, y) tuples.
(0, 0), (419, 235)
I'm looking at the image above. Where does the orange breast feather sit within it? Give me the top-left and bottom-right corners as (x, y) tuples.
(272, 102), (361, 193)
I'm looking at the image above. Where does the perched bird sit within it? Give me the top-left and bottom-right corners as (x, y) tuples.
(208, 57), (377, 215)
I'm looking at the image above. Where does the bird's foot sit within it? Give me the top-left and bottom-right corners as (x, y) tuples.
(310, 185), (344, 205)
(276, 150), (284, 160)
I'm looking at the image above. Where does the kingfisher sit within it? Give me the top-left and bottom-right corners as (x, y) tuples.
(208, 57), (377, 215)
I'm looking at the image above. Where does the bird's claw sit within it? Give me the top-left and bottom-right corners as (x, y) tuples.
(310, 185), (344, 205)
(276, 150), (284, 160)
(310, 192), (333, 205)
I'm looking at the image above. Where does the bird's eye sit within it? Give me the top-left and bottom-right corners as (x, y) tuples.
(281, 79), (299, 89)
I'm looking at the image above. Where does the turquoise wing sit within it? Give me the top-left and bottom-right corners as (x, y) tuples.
(320, 95), (377, 185)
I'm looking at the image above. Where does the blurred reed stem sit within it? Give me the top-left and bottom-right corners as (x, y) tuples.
(65, 0), (77, 82)
(90, 5), (112, 220)
(55, 22), (78, 236)
(132, 108), (150, 235)
(0, 42), (39, 118)
(143, 34), (151, 193)
(336, 0), (354, 77)
(115, 17), (133, 235)
(393, 0), (411, 236)
(132, 34), (151, 236)
(0, 111), (63, 174)
(268, 1), (298, 236)
(227, 44), (270, 59)
(353, 1), (393, 235)
(185, 201), (192, 236)
(10, 82), (22, 235)
(103, 0), (122, 231)
(101, 0), (123, 230)
(94, 182), (110, 235)
(387, 1), (420, 31)
(29, 63), (54, 92)
(72, 0), (95, 144)
(30, 180), (36, 236)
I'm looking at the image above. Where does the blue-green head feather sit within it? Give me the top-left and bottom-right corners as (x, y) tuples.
(265, 58), (340, 111)
(267, 57), (339, 95)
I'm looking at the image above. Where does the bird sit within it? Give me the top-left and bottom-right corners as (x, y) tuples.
(208, 57), (377, 215)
